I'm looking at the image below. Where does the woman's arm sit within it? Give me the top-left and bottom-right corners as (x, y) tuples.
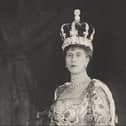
(93, 79), (118, 126)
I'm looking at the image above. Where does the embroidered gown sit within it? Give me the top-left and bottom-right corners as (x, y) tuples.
(48, 79), (117, 126)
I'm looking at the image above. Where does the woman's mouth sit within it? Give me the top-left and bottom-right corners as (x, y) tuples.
(71, 65), (77, 67)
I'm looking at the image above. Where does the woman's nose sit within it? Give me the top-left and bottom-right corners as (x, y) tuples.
(71, 55), (76, 62)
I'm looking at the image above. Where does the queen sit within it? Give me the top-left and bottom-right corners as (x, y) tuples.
(47, 9), (118, 126)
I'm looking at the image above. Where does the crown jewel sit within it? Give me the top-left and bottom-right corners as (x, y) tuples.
(60, 9), (95, 51)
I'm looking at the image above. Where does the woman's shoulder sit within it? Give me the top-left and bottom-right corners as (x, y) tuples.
(57, 82), (70, 89)
(56, 82), (70, 92)
(54, 82), (70, 100)
(90, 79), (115, 104)
(92, 79), (112, 93)
(87, 78), (113, 101)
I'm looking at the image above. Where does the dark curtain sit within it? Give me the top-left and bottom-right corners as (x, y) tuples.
(0, 22), (37, 125)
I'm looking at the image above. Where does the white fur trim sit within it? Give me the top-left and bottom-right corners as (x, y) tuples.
(93, 79), (117, 126)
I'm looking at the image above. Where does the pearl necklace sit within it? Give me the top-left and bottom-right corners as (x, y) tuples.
(70, 76), (91, 89)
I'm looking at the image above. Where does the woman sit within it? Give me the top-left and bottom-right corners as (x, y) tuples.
(46, 9), (118, 126)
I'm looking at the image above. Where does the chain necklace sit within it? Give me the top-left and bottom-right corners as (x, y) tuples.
(70, 74), (91, 89)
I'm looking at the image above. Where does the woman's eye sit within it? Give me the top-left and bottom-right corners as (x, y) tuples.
(76, 53), (81, 57)
(67, 53), (72, 57)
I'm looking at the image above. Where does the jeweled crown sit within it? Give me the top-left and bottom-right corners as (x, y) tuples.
(60, 9), (95, 51)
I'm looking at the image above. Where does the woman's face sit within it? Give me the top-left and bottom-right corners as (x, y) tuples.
(65, 47), (89, 74)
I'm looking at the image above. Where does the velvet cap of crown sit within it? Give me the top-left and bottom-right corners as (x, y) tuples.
(60, 9), (95, 51)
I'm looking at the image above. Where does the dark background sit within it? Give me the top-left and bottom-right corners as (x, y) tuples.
(0, 0), (125, 125)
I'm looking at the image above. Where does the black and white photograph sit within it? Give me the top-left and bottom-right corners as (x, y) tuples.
(0, 0), (125, 125)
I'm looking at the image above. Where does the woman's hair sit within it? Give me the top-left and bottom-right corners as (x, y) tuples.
(63, 44), (93, 59)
